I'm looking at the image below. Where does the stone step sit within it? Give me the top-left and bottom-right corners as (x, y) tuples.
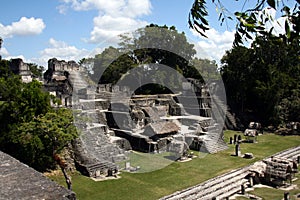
(161, 166), (251, 200)
(161, 146), (300, 200)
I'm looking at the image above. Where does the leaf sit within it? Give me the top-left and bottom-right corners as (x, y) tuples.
(267, 0), (276, 9)
(235, 12), (242, 17)
(218, 12), (223, 21)
(285, 20), (291, 39)
(199, 16), (209, 26)
(282, 6), (290, 15)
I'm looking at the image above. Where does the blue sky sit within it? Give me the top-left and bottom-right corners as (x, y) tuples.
(0, 0), (283, 67)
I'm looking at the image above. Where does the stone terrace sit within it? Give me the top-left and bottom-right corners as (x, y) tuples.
(0, 151), (76, 200)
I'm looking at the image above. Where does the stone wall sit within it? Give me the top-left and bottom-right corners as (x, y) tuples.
(0, 151), (76, 200)
(48, 58), (80, 73)
(9, 58), (33, 83)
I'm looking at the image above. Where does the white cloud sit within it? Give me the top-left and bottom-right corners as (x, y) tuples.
(0, 47), (9, 57)
(61, 0), (151, 17)
(58, 0), (151, 44)
(57, 4), (69, 14)
(4, 55), (27, 62)
(191, 28), (235, 62)
(34, 38), (103, 67)
(0, 17), (45, 39)
(90, 15), (148, 43)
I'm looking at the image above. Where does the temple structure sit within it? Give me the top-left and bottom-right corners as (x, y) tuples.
(43, 58), (80, 107)
(9, 58), (33, 83)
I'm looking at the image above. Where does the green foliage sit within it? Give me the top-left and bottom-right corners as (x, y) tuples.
(8, 109), (78, 171)
(28, 63), (44, 78)
(221, 35), (300, 126)
(81, 24), (219, 94)
(191, 58), (220, 81)
(0, 60), (78, 171)
(189, 0), (300, 45)
(89, 46), (125, 83)
(0, 79), (53, 129)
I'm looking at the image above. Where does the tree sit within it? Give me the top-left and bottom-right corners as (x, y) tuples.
(83, 24), (222, 94)
(117, 24), (200, 92)
(8, 108), (77, 171)
(28, 63), (44, 79)
(0, 60), (78, 171)
(189, 0), (300, 45)
(191, 58), (220, 81)
(221, 34), (300, 126)
(221, 46), (255, 113)
(0, 37), (3, 60)
(0, 79), (53, 128)
(87, 25), (204, 90)
(90, 46), (125, 83)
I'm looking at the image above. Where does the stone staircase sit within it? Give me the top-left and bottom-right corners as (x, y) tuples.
(270, 145), (300, 160)
(161, 166), (251, 200)
(211, 95), (238, 130)
(68, 70), (127, 177)
(201, 123), (228, 153)
(161, 146), (300, 200)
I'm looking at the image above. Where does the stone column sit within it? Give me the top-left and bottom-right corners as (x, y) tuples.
(234, 134), (237, 144)
(237, 135), (242, 143)
(107, 168), (113, 177)
(241, 184), (245, 195)
(125, 162), (130, 170)
(284, 192), (290, 200)
(235, 143), (241, 156)
(229, 137), (233, 144)
(249, 176), (254, 187)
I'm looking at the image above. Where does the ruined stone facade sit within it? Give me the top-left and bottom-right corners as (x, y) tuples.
(44, 58), (80, 107)
(9, 58), (33, 83)
(41, 63), (228, 177)
(48, 58), (80, 73)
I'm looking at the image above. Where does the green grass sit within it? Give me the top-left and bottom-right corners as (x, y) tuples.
(49, 131), (300, 200)
(119, 151), (175, 173)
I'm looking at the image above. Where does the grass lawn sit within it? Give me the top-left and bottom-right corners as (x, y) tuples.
(49, 131), (300, 200)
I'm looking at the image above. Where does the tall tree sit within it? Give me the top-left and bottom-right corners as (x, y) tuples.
(221, 34), (300, 126)
(87, 25), (205, 91)
(84, 24), (221, 94)
(8, 108), (77, 171)
(0, 60), (78, 171)
(117, 24), (200, 92)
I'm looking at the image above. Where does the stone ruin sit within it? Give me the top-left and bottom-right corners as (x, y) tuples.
(43, 58), (81, 107)
(95, 79), (229, 158)
(249, 156), (299, 187)
(33, 59), (230, 178)
(9, 58), (33, 83)
(0, 57), (234, 179)
(0, 150), (76, 200)
(276, 121), (300, 135)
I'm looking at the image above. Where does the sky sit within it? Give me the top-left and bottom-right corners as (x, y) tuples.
(0, 0), (286, 68)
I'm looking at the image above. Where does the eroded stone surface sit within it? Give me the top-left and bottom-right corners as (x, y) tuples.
(0, 151), (76, 200)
